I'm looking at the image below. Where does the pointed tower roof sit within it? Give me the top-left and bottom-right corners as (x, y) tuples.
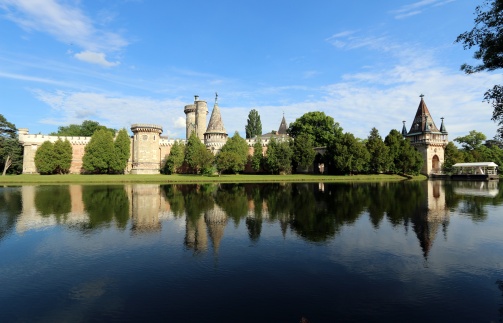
(401, 121), (408, 136)
(278, 114), (288, 135)
(407, 94), (441, 135)
(205, 94), (227, 134)
(439, 117), (447, 133)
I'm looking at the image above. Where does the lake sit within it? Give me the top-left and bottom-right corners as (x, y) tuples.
(0, 181), (502, 322)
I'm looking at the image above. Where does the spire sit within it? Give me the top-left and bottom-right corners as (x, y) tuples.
(407, 94), (440, 135)
(205, 94), (226, 134)
(401, 121), (408, 136)
(278, 113), (287, 135)
(440, 117), (447, 133)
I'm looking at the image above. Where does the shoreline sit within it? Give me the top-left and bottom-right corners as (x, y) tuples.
(0, 174), (426, 185)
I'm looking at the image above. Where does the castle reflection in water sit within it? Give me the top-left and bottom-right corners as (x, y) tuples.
(5, 180), (501, 258)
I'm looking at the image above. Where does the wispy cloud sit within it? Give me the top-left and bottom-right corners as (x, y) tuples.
(74, 51), (119, 67)
(0, 0), (127, 66)
(390, 0), (455, 19)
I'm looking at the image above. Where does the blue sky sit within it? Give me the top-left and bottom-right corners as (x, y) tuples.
(1, 0), (502, 141)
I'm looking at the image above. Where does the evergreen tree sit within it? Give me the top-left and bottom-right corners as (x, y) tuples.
(82, 129), (115, 174)
(251, 139), (264, 172)
(245, 109), (262, 139)
(265, 138), (293, 174)
(53, 139), (72, 174)
(0, 114), (23, 175)
(366, 127), (390, 173)
(384, 129), (405, 174)
(330, 132), (369, 174)
(34, 141), (56, 175)
(291, 132), (316, 171)
(397, 140), (423, 175)
(110, 128), (130, 174)
(164, 140), (185, 174)
(185, 132), (214, 174)
(216, 132), (249, 174)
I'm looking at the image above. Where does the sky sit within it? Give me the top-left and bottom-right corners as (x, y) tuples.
(1, 0), (502, 141)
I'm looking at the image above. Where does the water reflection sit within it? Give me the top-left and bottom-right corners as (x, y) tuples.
(1, 180), (502, 255)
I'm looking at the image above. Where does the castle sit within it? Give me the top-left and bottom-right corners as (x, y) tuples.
(17, 94), (447, 176)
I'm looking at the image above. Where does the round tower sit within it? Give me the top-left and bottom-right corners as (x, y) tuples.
(195, 96), (208, 140)
(130, 124), (163, 174)
(184, 103), (196, 140)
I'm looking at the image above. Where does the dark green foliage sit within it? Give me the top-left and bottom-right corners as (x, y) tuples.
(287, 111), (343, 147)
(184, 132), (214, 174)
(397, 140), (423, 175)
(245, 109), (262, 139)
(265, 138), (293, 174)
(366, 127), (390, 173)
(329, 132), (370, 174)
(34, 186), (71, 219)
(384, 129), (404, 174)
(216, 132), (249, 174)
(163, 140), (185, 174)
(50, 120), (116, 137)
(0, 114), (23, 175)
(110, 128), (130, 174)
(53, 139), (73, 174)
(456, 0), (503, 139)
(291, 132), (316, 171)
(215, 184), (248, 227)
(81, 185), (129, 230)
(34, 141), (56, 175)
(250, 139), (264, 172)
(82, 129), (115, 174)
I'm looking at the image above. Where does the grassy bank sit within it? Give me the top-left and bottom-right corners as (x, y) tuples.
(0, 173), (427, 184)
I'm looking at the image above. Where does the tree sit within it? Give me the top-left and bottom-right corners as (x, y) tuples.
(265, 138), (293, 174)
(163, 140), (185, 174)
(82, 129), (115, 174)
(454, 130), (487, 151)
(291, 132), (316, 171)
(384, 129), (404, 174)
(34, 141), (56, 175)
(50, 120), (116, 137)
(443, 142), (465, 173)
(53, 139), (72, 174)
(329, 132), (369, 174)
(366, 127), (390, 173)
(216, 132), (249, 174)
(456, 0), (503, 139)
(110, 128), (130, 174)
(250, 139), (264, 172)
(0, 114), (23, 175)
(245, 109), (262, 139)
(397, 140), (423, 175)
(185, 132), (214, 174)
(287, 111), (343, 147)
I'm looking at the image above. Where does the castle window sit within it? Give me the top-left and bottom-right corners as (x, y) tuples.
(142, 135), (148, 141)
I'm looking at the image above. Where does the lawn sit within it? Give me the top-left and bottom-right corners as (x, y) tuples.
(0, 173), (426, 184)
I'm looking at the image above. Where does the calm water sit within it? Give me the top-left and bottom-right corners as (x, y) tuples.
(0, 181), (502, 322)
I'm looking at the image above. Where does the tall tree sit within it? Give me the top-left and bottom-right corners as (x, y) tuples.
(163, 140), (185, 174)
(330, 132), (369, 175)
(184, 132), (214, 174)
(291, 132), (316, 171)
(366, 127), (390, 173)
(110, 128), (130, 174)
(250, 139), (264, 172)
(456, 0), (503, 139)
(287, 111), (343, 147)
(443, 142), (465, 173)
(34, 141), (56, 175)
(216, 132), (249, 174)
(265, 138), (293, 174)
(385, 129), (405, 174)
(245, 109), (262, 139)
(0, 114), (23, 175)
(53, 139), (72, 174)
(397, 140), (423, 175)
(82, 129), (115, 174)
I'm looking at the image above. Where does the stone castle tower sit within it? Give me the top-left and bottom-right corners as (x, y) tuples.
(130, 124), (163, 174)
(204, 94), (228, 154)
(402, 95), (448, 176)
(184, 95), (208, 140)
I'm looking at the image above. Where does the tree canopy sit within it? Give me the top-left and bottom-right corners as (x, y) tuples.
(0, 114), (23, 175)
(454, 130), (487, 150)
(245, 109), (262, 139)
(50, 120), (116, 137)
(82, 129), (115, 174)
(163, 140), (185, 174)
(287, 111), (343, 147)
(185, 132), (214, 174)
(456, 0), (503, 139)
(216, 132), (249, 174)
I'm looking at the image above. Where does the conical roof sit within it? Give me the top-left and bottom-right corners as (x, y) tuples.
(407, 95), (440, 135)
(401, 121), (408, 136)
(205, 102), (227, 134)
(440, 117), (447, 133)
(278, 115), (288, 135)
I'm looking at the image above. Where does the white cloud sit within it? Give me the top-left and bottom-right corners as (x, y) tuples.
(0, 0), (127, 65)
(390, 0), (454, 19)
(74, 51), (119, 67)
